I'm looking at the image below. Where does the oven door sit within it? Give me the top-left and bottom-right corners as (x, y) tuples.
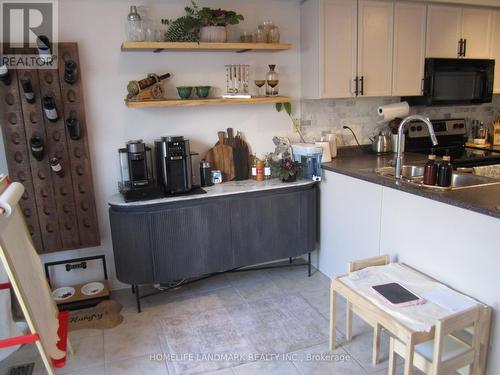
(423, 58), (494, 106)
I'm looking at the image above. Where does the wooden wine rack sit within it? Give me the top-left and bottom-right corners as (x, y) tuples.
(0, 43), (100, 253)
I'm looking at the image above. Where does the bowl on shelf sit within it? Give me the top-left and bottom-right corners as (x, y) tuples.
(195, 86), (211, 99)
(176, 86), (193, 100)
(81, 281), (105, 296)
(52, 286), (75, 301)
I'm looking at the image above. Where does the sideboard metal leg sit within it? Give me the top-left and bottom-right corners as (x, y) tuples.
(131, 284), (135, 294)
(308, 253), (312, 277)
(289, 257), (293, 264)
(135, 284), (141, 313)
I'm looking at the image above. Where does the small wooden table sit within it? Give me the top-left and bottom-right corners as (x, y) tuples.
(329, 264), (491, 375)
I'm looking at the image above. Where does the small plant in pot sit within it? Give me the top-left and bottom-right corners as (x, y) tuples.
(272, 157), (302, 183)
(197, 6), (244, 42)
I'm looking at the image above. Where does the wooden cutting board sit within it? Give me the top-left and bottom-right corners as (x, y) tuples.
(206, 131), (235, 181)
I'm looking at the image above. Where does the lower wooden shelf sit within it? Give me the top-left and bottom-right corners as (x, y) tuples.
(125, 96), (291, 108)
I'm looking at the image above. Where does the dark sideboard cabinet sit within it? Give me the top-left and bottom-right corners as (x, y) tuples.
(109, 183), (318, 287)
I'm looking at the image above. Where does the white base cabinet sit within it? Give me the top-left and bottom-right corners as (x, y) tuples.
(318, 170), (500, 374)
(319, 171), (383, 277)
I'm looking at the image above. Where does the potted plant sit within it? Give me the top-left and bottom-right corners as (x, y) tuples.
(273, 157), (302, 183)
(197, 7), (244, 42)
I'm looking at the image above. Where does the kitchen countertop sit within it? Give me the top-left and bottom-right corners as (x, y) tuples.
(108, 179), (315, 207)
(322, 147), (500, 219)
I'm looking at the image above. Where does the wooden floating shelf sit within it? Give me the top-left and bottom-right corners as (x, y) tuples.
(125, 96), (291, 108)
(121, 41), (293, 53)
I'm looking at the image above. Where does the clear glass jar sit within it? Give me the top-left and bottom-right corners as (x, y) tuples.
(268, 26), (280, 44)
(254, 26), (266, 43)
(126, 6), (144, 42)
(262, 20), (274, 42)
(266, 64), (279, 97)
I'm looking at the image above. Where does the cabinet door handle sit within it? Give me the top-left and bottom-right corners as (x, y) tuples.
(463, 39), (467, 57)
(421, 78), (425, 94)
(359, 76), (364, 96)
(458, 39), (463, 57)
(353, 77), (358, 96)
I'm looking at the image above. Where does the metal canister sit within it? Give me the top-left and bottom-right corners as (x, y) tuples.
(200, 160), (213, 187)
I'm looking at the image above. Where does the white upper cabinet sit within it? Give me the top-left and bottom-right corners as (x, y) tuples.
(426, 5), (493, 58)
(461, 8), (493, 58)
(426, 5), (463, 58)
(323, 0), (358, 98)
(392, 2), (427, 96)
(492, 11), (500, 93)
(357, 0), (394, 97)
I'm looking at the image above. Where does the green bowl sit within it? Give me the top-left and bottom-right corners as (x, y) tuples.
(176, 86), (193, 100)
(195, 86), (211, 98)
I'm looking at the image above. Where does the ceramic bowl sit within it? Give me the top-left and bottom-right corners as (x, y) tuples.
(52, 286), (75, 301)
(81, 281), (104, 296)
(195, 86), (211, 98)
(177, 86), (193, 100)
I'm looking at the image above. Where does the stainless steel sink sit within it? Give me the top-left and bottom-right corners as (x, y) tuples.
(372, 165), (500, 190)
(375, 165), (425, 180)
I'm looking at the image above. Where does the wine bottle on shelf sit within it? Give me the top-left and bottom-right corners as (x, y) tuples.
(64, 60), (78, 84)
(49, 157), (65, 177)
(36, 35), (53, 63)
(30, 136), (45, 161)
(66, 114), (81, 140)
(0, 64), (11, 85)
(21, 78), (36, 104)
(42, 95), (59, 122)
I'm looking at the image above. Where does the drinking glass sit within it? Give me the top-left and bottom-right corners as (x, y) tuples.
(254, 80), (266, 96)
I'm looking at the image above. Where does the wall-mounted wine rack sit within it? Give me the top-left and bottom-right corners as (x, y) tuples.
(0, 43), (100, 253)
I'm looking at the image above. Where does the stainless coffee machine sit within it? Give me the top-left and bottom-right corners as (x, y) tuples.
(155, 136), (193, 194)
(118, 140), (163, 202)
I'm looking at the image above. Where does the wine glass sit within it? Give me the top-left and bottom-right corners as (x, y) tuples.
(266, 80), (279, 97)
(254, 80), (266, 97)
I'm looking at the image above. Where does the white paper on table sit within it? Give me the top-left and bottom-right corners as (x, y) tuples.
(421, 285), (477, 313)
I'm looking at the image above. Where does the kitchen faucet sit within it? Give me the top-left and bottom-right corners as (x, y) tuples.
(395, 115), (438, 179)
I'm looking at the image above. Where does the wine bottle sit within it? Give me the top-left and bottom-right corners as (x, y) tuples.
(64, 60), (78, 84)
(30, 136), (45, 161)
(42, 95), (58, 122)
(66, 114), (81, 140)
(36, 35), (52, 63)
(0, 64), (11, 86)
(21, 78), (36, 104)
(49, 157), (65, 177)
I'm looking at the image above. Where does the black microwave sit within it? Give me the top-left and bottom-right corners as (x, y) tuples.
(404, 58), (495, 106)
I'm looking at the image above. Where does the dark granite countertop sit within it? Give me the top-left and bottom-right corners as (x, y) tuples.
(322, 147), (500, 219)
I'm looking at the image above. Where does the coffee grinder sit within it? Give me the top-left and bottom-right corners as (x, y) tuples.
(118, 140), (164, 202)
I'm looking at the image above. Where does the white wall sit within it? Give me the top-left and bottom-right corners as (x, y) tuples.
(25, 0), (302, 289)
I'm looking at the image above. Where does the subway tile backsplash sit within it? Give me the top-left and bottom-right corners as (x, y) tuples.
(300, 95), (500, 146)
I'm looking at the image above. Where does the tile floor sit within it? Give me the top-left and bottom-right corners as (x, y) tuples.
(0, 261), (416, 375)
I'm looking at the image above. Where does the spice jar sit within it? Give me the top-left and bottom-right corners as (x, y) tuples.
(256, 160), (265, 181)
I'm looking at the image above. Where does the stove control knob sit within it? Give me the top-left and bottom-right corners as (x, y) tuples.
(410, 126), (416, 132)
(417, 125), (423, 131)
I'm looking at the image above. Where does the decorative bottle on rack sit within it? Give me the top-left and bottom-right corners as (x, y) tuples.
(266, 65), (279, 97)
(42, 95), (59, 122)
(126, 6), (144, 42)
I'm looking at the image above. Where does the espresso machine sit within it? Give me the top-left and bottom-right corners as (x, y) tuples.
(155, 136), (193, 194)
(118, 140), (163, 202)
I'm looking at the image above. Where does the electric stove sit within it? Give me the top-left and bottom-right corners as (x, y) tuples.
(405, 118), (500, 168)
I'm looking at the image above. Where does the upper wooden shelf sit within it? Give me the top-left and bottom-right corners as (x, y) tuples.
(125, 96), (291, 108)
(121, 41), (293, 53)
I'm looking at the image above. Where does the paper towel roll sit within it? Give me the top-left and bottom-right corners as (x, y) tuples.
(0, 182), (24, 218)
(377, 102), (409, 122)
